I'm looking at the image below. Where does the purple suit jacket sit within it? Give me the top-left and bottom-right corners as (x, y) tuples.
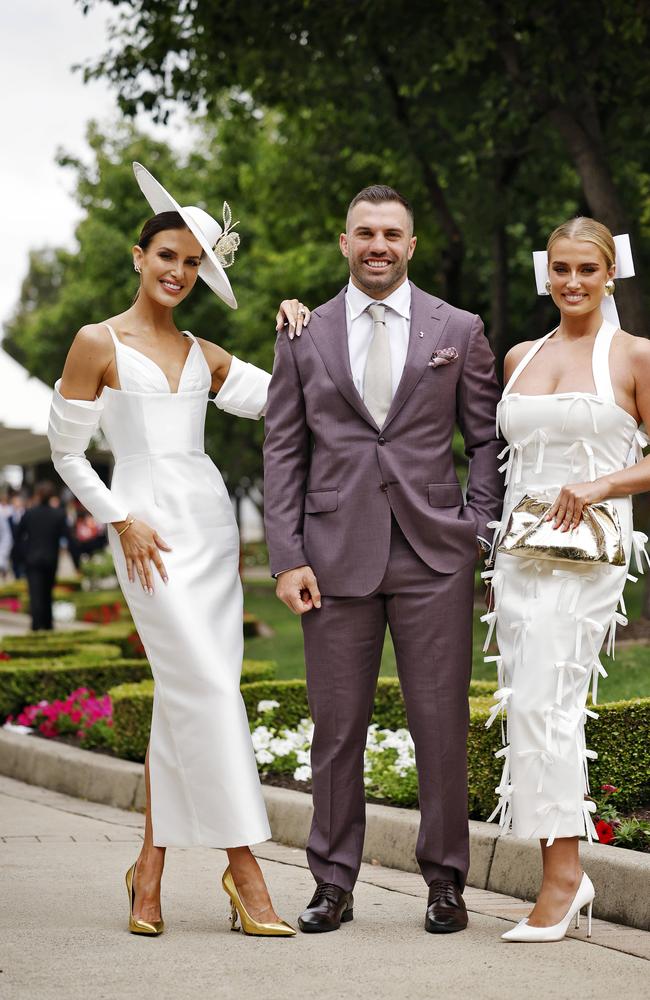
(263, 281), (504, 595)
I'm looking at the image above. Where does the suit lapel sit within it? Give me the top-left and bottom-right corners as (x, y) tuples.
(382, 283), (450, 431)
(309, 288), (379, 429)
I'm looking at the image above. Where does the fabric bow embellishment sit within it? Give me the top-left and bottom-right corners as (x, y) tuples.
(428, 347), (458, 367)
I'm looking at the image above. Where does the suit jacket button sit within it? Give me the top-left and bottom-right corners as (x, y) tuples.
(380, 482), (388, 492)
(378, 436), (386, 445)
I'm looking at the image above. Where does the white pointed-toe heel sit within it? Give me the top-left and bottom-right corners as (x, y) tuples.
(501, 873), (594, 943)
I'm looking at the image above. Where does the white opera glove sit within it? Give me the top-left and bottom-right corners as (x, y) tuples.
(213, 356), (271, 420)
(48, 380), (129, 525)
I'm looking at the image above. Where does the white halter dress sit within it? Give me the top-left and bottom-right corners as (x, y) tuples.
(485, 319), (649, 844)
(48, 326), (272, 848)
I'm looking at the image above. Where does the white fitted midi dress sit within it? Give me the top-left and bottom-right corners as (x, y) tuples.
(484, 319), (649, 844)
(48, 326), (272, 848)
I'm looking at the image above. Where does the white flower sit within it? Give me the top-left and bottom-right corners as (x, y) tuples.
(251, 725), (273, 751)
(269, 737), (295, 757)
(255, 749), (275, 765)
(52, 601), (76, 623)
(257, 699), (280, 714)
(293, 764), (312, 782)
(295, 749), (311, 765)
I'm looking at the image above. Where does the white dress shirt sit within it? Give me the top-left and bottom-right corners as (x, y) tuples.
(345, 277), (411, 398)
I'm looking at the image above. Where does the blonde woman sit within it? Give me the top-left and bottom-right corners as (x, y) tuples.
(487, 217), (650, 941)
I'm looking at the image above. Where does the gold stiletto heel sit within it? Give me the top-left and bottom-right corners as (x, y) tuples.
(221, 866), (295, 937)
(125, 862), (164, 936)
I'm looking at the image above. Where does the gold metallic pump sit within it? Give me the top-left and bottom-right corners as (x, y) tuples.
(125, 862), (164, 936)
(221, 866), (296, 937)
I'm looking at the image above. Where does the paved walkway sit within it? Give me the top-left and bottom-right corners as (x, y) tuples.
(1, 776), (648, 1000)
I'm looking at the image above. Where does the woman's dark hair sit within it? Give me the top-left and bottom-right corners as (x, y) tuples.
(137, 211), (189, 249)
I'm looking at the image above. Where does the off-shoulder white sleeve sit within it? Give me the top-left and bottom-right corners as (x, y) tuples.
(213, 356), (271, 420)
(48, 380), (129, 525)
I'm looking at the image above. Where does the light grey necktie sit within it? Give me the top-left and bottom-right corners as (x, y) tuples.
(363, 302), (392, 426)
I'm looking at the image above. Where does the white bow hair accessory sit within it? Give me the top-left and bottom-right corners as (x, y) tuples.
(533, 233), (635, 327)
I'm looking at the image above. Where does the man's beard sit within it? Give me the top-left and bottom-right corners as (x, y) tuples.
(350, 255), (408, 296)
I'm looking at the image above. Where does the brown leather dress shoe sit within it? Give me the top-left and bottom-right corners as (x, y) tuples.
(424, 879), (468, 934)
(298, 883), (354, 933)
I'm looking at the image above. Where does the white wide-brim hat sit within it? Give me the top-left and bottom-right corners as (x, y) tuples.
(133, 161), (238, 309)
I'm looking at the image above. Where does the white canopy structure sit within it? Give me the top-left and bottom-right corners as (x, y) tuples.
(0, 347), (54, 465)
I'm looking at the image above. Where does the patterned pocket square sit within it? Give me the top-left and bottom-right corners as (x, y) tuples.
(428, 347), (458, 367)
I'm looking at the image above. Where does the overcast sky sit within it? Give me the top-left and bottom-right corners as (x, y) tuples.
(0, 1), (187, 334)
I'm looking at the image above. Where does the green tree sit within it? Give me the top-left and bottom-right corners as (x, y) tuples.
(78, 0), (650, 351)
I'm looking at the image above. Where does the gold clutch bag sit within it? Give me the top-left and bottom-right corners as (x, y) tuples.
(497, 494), (625, 566)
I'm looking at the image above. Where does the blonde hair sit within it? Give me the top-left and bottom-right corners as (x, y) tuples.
(547, 216), (615, 269)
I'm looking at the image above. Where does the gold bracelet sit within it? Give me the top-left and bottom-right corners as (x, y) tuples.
(117, 517), (135, 537)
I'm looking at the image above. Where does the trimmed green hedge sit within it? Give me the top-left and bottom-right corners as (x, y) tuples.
(589, 699), (650, 811)
(108, 675), (650, 819)
(0, 635), (120, 660)
(240, 677), (494, 731)
(109, 674), (493, 765)
(0, 650), (150, 720)
(110, 660), (276, 760)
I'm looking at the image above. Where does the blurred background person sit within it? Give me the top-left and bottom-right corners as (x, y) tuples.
(8, 492), (27, 579)
(0, 499), (12, 580)
(16, 481), (69, 630)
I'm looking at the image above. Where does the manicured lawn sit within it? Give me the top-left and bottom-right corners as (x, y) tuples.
(243, 577), (650, 703)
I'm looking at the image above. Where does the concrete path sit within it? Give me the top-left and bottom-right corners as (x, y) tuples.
(1, 776), (648, 1000)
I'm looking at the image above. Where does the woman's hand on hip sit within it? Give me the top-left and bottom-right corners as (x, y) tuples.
(112, 516), (172, 593)
(546, 479), (612, 531)
(276, 299), (311, 340)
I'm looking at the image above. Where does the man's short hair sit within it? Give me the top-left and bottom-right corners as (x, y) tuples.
(346, 185), (414, 232)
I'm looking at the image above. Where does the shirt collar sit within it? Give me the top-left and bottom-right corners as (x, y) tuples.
(346, 277), (411, 321)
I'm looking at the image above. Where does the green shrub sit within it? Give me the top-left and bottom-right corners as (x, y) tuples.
(54, 576), (83, 591)
(70, 589), (125, 611)
(105, 667), (650, 818)
(589, 699), (650, 811)
(0, 650), (150, 720)
(110, 659), (276, 761)
(0, 635), (115, 660)
(74, 621), (144, 657)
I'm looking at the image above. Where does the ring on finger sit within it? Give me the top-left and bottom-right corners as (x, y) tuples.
(297, 306), (306, 316)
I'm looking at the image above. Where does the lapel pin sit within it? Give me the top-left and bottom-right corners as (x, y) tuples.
(418, 331), (424, 338)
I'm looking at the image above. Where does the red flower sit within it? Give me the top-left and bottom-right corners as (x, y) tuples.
(600, 784), (619, 794)
(0, 651), (11, 660)
(595, 819), (616, 845)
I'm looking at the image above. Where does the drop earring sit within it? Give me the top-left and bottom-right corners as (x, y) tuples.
(604, 279), (615, 296)
(544, 280), (551, 294)
(134, 263), (141, 274)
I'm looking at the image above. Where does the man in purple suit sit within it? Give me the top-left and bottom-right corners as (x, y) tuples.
(263, 186), (503, 934)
